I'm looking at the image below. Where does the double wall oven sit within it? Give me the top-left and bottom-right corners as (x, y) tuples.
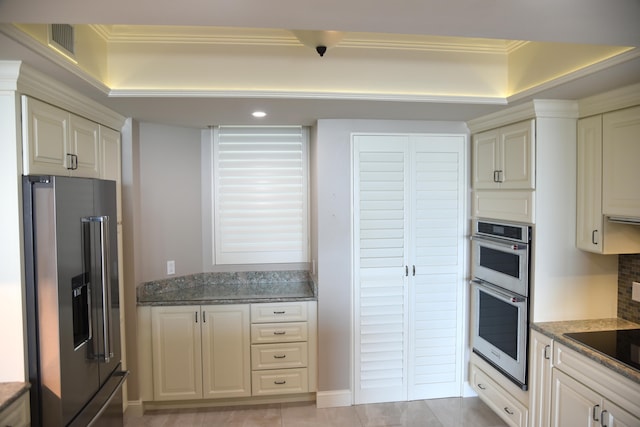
(471, 219), (532, 390)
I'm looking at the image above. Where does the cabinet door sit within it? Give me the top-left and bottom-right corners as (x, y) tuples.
(69, 114), (100, 178)
(472, 129), (500, 189)
(551, 369), (602, 427)
(603, 106), (640, 217)
(22, 96), (70, 176)
(576, 116), (604, 252)
(201, 304), (251, 399)
(500, 120), (535, 190)
(151, 306), (202, 401)
(529, 330), (553, 427)
(603, 400), (640, 427)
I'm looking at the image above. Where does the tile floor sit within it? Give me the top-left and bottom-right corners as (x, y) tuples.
(124, 397), (508, 426)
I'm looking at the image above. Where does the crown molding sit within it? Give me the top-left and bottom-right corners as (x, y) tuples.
(507, 48), (640, 104)
(467, 99), (578, 133)
(16, 63), (125, 130)
(0, 24), (112, 95)
(108, 88), (507, 105)
(578, 81), (640, 117)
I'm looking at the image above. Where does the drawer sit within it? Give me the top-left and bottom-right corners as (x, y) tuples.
(251, 342), (308, 370)
(251, 322), (308, 343)
(251, 368), (308, 396)
(251, 302), (307, 323)
(470, 364), (528, 427)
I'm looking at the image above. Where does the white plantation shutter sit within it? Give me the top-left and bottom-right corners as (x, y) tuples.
(353, 133), (465, 404)
(214, 126), (309, 264)
(354, 135), (410, 404)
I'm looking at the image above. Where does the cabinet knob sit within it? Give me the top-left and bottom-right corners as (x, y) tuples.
(504, 407), (514, 415)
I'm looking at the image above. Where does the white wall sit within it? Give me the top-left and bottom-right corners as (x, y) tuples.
(314, 119), (469, 397)
(0, 90), (26, 381)
(138, 122), (203, 281)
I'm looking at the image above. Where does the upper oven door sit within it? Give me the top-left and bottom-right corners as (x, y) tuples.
(471, 235), (529, 297)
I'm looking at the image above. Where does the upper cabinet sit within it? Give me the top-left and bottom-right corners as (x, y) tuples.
(602, 105), (640, 219)
(576, 112), (640, 254)
(472, 120), (535, 190)
(22, 96), (119, 179)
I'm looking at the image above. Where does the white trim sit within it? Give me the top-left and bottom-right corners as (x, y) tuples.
(0, 24), (111, 95)
(507, 48), (640, 104)
(467, 100), (578, 133)
(578, 81), (640, 118)
(125, 400), (144, 418)
(462, 382), (478, 398)
(108, 89), (507, 105)
(315, 390), (353, 408)
(0, 60), (125, 130)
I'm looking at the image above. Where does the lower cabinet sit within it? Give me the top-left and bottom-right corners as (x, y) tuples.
(470, 354), (529, 427)
(147, 300), (316, 404)
(0, 391), (30, 427)
(151, 304), (251, 401)
(529, 335), (640, 427)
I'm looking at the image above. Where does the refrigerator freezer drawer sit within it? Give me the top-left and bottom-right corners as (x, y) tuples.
(68, 368), (128, 427)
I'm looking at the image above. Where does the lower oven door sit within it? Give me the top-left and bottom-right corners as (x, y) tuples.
(471, 279), (528, 389)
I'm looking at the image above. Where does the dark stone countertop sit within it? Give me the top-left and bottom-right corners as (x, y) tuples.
(0, 382), (30, 412)
(137, 270), (316, 306)
(532, 318), (640, 385)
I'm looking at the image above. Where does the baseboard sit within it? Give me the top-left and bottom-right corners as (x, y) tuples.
(125, 400), (144, 417)
(462, 381), (478, 398)
(316, 390), (352, 408)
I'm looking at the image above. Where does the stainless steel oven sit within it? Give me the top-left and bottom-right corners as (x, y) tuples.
(471, 219), (531, 390)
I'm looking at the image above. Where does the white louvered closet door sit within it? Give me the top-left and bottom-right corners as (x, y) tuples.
(353, 135), (410, 404)
(353, 134), (465, 404)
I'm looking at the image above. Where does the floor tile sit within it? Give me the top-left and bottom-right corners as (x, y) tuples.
(282, 401), (362, 427)
(426, 397), (508, 427)
(354, 400), (443, 427)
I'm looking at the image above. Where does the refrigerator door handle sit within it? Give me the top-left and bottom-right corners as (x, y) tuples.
(97, 215), (114, 362)
(84, 215), (114, 363)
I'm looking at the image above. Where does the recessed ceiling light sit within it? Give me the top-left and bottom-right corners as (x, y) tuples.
(252, 111), (267, 118)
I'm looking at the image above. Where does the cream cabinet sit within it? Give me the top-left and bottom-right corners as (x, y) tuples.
(250, 301), (311, 396)
(22, 96), (102, 177)
(602, 105), (640, 219)
(529, 330), (553, 427)
(548, 342), (640, 427)
(472, 120), (535, 190)
(0, 392), (30, 427)
(151, 304), (251, 401)
(576, 113), (640, 254)
(470, 355), (529, 427)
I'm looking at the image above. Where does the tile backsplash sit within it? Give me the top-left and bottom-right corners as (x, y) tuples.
(618, 254), (640, 324)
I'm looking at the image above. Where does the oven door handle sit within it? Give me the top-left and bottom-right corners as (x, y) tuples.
(471, 234), (528, 251)
(471, 279), (526, 303)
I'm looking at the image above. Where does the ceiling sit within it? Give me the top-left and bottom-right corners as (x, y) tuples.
(1, 0), (639, 127)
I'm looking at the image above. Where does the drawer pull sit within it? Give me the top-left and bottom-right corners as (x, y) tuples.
(504, 407), (514, 415)
(273, 331), (286, 335)
(274, 380), (287, 385)
(273, 354), (287, 359)
(273, 311), (286, 314)
(477, 383), (486, 390)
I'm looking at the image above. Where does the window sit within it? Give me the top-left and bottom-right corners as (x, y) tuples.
(212, 126), (309, 265)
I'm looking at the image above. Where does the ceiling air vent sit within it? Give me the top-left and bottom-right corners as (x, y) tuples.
(49, 24), (75, 58)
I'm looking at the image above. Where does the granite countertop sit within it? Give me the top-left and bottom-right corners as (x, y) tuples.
(0, 382), (30, 412)
(532, 318), (640, 385)
(137, 270), (317, 306)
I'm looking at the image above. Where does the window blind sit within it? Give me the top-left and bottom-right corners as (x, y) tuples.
(214, 126), (309, 264)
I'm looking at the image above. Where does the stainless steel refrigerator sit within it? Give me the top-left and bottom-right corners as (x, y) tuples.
(23, 175), (128, 427)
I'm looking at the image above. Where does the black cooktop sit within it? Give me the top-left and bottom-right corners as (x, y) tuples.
(564, 329), (640, 372)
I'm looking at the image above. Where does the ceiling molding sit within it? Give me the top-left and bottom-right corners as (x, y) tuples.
(96, 25), (516, 53)
(0, 23), (111, 95)
(507, 48), (640, 103)
(107, 88), (508, 105)
(467, 99), (578, 133)
(578, 81), (640, 117)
